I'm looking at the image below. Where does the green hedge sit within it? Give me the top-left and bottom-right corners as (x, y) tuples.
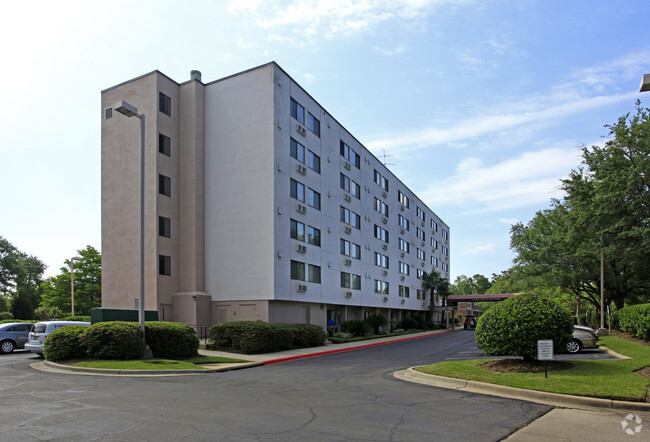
(341, 320), (371, 337)
(60, 315), (91, 322)
(617, 304), (650, 340)
(43, 325), (89, 362)
(208, 321), (326, 354)
(145, 321), (199, 359)
(83, 321), (145, 360)
(475, 292), (573, 361)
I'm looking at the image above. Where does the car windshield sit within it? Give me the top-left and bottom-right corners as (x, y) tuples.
(34, 324), (47, 333)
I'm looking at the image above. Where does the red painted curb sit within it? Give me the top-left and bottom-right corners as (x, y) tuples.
(263, 329), (457, 365)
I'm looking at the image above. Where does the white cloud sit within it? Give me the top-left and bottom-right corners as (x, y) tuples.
(375, 45), (408, 56)
(465, 243), (494, 256)
(304, 73), (316, 83)
(420, 147), (581, 212)
(498, 218), (519, 225)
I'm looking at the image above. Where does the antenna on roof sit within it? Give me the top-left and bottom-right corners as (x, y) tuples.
(380, 148), (395, 167)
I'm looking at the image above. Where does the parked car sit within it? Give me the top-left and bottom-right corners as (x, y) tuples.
(566, 325), (598, 353)
(25, 321), (91, 355)
(463, 315), (477, 330)
(0, 322), (34, 353)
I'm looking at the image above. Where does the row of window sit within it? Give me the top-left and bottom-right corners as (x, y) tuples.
(290, 138), (320, 173)
(290, 98), (320, 137)
(290, 179), (321, 210)
(291, 260), (321, 283)
(290, 219), (321, 246)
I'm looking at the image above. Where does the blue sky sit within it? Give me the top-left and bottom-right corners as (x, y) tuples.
(1, 0), (649, 282)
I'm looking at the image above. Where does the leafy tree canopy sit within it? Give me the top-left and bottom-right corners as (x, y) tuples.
(0, 236), (46, 318)
(451, 274), (492, 295)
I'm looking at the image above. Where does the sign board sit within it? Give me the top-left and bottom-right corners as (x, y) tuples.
(537, 340), (554, 361)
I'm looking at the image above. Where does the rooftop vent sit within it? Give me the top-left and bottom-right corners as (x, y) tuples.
(190, 70), (202, 82)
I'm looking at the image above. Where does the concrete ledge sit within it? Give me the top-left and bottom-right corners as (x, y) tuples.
(394, 367), (650, 412)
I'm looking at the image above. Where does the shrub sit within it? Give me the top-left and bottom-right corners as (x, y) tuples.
(398, 316), (419, 330)
(145, 321), (199, 359)
(341, 320), (371, 337)
(0, 312), (13, 321)
(475, 293), (573, 361)
(333, 332), (352, 339)
(83, 321), (145, 360)
(34, 306), (63, 321)
(617, 304), (650, 339)
(365, 314), (388, 334)
(43, 325), (88, 362)
(208, 321), (326, 354)
(60, 315), (91, 322)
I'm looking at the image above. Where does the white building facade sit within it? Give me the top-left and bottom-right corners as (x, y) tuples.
(101, 62), (450, 331)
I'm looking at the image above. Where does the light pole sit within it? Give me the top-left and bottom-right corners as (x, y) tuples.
(114, 100), (146, 334)
(70, 256), (81, 316)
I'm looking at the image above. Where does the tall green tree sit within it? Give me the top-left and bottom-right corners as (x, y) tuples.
(40, 245), (101, 315)
(0, 236), (46, 318)
(421, 270), (450, 320)
(451, 274), (492, 295)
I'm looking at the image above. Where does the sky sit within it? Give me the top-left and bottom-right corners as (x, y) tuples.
(1, 0), (649, 283)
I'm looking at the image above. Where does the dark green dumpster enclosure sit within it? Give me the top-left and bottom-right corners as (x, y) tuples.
(91, 308), (159, 324)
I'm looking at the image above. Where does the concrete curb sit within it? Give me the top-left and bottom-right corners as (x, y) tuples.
(394, 367), (650, 412)
(37, 360), (264, 376)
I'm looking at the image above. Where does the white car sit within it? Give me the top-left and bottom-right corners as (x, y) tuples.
(25, 321), (91, 355)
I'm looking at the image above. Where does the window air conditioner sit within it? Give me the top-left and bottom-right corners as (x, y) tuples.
(297, 244), (307, 253)
(344, 258), (352, 266)
(297, 284), (307, 292)
(297, 164), (307, 174)
(345, 292), (352, 298)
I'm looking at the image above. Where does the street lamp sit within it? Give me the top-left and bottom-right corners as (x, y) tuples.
(70, 256), (81, 316)
(114, 100), (146, 334)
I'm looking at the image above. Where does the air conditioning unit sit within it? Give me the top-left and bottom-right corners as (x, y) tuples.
(381, 217), (387, 224)
(400, 228), (405, 234)
(297, 204), (306, 214)
(297, 244), (307, 253)
(344, 161), (351, 170)
(401, 299), (405, 304)
(382, 296), (388, 302)
(344, 193), (351, 202)
(344, 258), (352, 266)
(400, 275), (405, 281)
(421, 261), (425, 267)
(382, 270), (388, 276)
(400, 205), (405, 211)
(296, 123), (307, 136)
(297, 284), (307, 292)
(421, 241), (425, 247)
(382, 244), (388, 250)
(344, 291), (352, 298)
(382, 191), (387, 198)
(400, 252), (405, 258)
(344, 226), (352, 234)
(297, 164), (307, 174)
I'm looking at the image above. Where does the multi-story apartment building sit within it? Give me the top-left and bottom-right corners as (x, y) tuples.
(101, 62), (450, 331)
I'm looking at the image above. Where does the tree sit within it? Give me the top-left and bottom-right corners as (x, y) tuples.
(40, 246), (101, 316)
(510, 102), (650, 312)
(451, 274), (492, 295)
(421, 270), (450, 320)
(0, 236), (46, 318)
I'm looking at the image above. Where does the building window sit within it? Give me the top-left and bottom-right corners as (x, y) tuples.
(442, 229), (449, 240)
(290, 138), (305, 163)
(442, 246), (449, 256)
(398, 214), (409, 230)
(398, 191), (410, 208)
(308, 264), (321, 283)
(432, 220), (439, 231)
(341, 272), (361, 289)
(307, 188), (320, 210)
(417, 248), (425, 261)
(307, 112), (320, 137)
(290, 178), (305, 202)
(159, 216), (171, 238)
(432, 256), (439, 267)
(159, 92), (171, 116)
(290, 219), (305, 241)
(399, 262), (410, 275)
(399, 285), (410, 298)
(374, 169), (388, 192)
(307, 150), (320, 173)
(159, 255), (171, 276)
(442, 262), (449, 272)
(374, 252), (389, 268)
(399, 238), (409, 253)
(340, 239), (361, 259)
(340, 174), (360, 199)
(340, 207), (361, 229)
(307, 226), (321, 247)
(290, 98), (305, 124)
(374, 225), (389, 242)
(159, 174), (171, 197)
(159, 133), (171, 156)
(374, 198), (388, 216)
(417, 228), (425, 241)
(374, 280), (389, 294)
(417, 289), (425, 300)
(431, 238), (438, 249)
(291, 260), (305, 281)
(416, 207), (425, 221)
(340, 141), (360, 168)
(417, 269), (425, 279)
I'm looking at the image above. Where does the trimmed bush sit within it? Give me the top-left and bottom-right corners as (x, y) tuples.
(0, 312), (13, 321)
(398, 316), (419, 330)
(83, 321), (145, 360)
(341, 320), (371, 337)
(617, 304), (650, 339)
(208, 321), (326, 354)
(60, 315), (91, 322)
(43, 325), (89, 362)
(475, 293), (573, 361)
(365, 313), (388, 334)
(145, 321), (199, 359)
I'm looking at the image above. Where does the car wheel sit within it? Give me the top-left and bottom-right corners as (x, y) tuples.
(1, 340), (15, 354)
(566, 339), (581, 354)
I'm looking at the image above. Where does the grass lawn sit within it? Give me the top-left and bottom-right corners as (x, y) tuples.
(415, 334), (650, 402)
(70, 355), (252, 370)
